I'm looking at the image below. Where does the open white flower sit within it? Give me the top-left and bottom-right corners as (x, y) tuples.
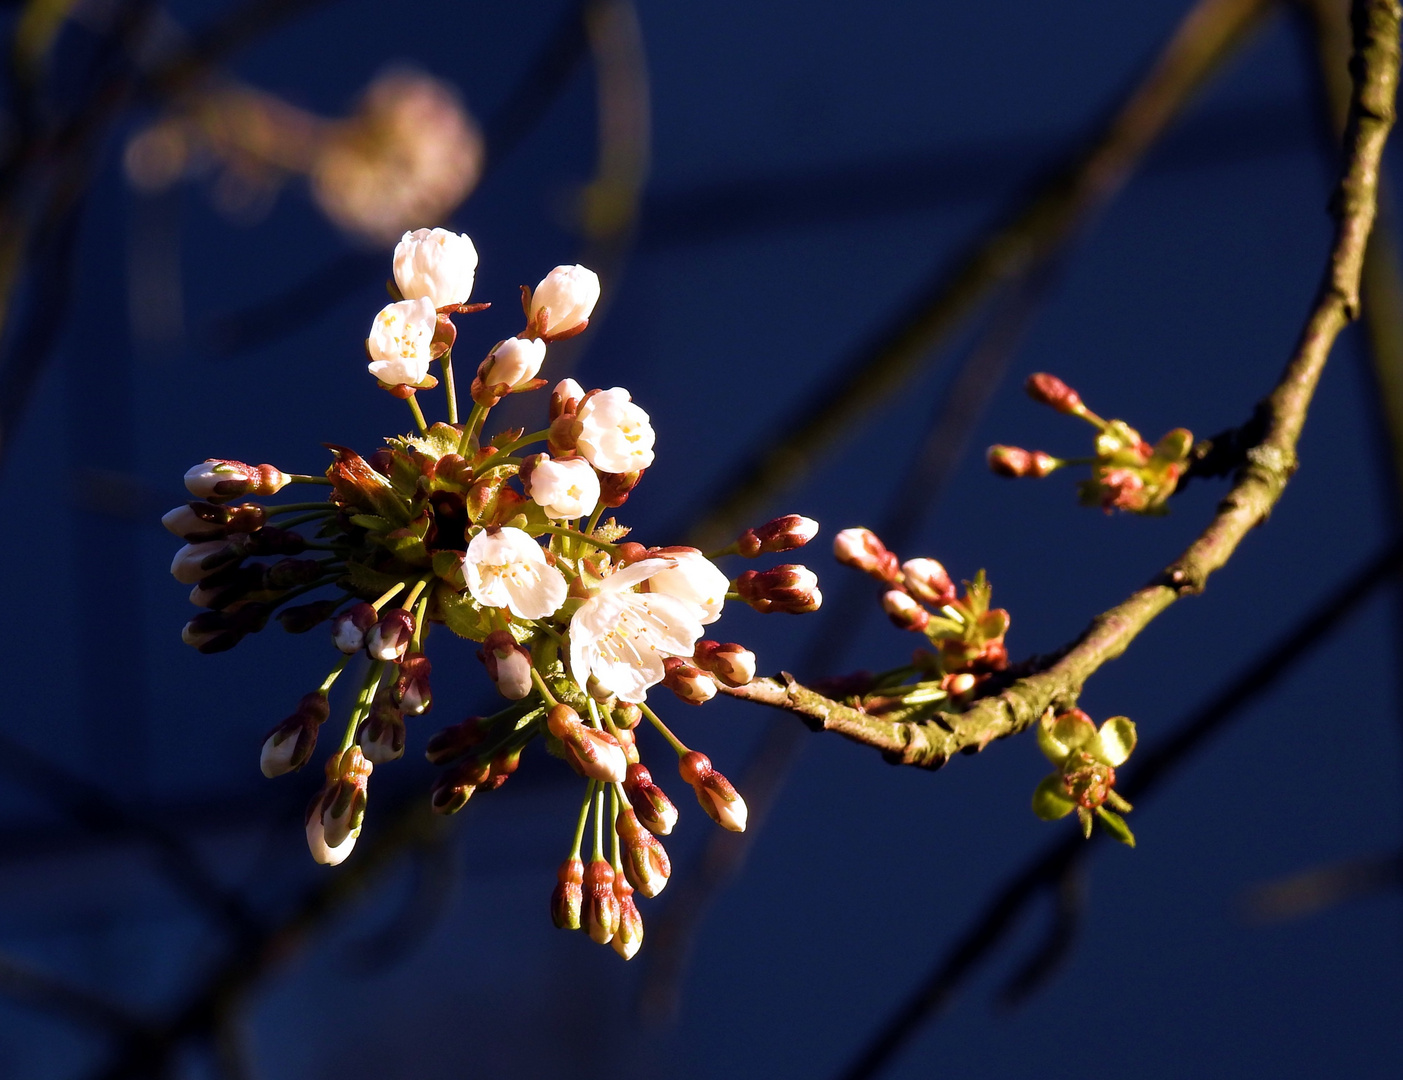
(576, 388), (655, 473)
(367, 297), (437, 386)
(464, 527), (567, 620)
(569, 559), (704, 703)
(527, 457), (600, 520)
(645, 549), (729, 625)
(393, 227), (478, 309)
(529, 264), (600, 339)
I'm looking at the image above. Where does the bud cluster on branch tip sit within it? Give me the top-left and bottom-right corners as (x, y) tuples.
(832, 527), (899, 582)
(734, 565), (822, 614)
(306, 748), (372, 866)
(172, 225), (820, 955)
(989, 372), (1194, 514)
(735, 514), (820, 558)
(1032, 708), (1137, 846)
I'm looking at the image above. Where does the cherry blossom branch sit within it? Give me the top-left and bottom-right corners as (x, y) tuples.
(723, 0), (1402, 767)
(684, 0), (1279, 549)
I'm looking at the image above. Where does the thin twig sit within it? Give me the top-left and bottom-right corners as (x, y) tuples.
(683, 0), (1279, 549)
(726, 0), (1402, 768)
(835, 533), (1403, 1080)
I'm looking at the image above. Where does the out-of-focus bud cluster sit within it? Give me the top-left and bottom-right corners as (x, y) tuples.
(988, 373), (1193, 515)
(1031, 708), (1137, 845)
(167, 230), (822, 957)
(125, 70), (482, 245)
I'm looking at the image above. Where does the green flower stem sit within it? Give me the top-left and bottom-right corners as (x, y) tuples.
(483, 428), (552, 463)
(338, 661), (384, 753)
(609, 784), (622, 871)
(530, 666), (560, 708)
(370, 581), (408, 611)
(266, 502), (337, 516)
(274, 511), (336, 530)
(456, 403), (488, 457)
(411, 591), (431, 651)
(639, 702), (689, 756)
(441, 348), (458, 425)
(270, 576), (343, 611)
(318, 655), (351, 695)
(569, 780), (595, 860)
(400, 575), (432, 615)
(584, 503), (606, 536)
(591, 782), (607, 863)
(406, 393), (428, 437)
(286, 474), (332, 486)
(532, 523), (621, 557)
(703, 542), (739, 560)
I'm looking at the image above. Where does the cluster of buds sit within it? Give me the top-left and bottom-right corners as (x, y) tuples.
(988, 373), (1193, 514)
(1032, 708), (1137, 846)
(833, 527), (1009, 704)
(166, 227), (823, 957)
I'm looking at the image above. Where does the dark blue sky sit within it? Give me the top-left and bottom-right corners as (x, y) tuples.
(0, 1), (1399, 1077)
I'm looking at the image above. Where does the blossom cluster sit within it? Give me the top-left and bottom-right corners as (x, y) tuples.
(987, 373), (1192, 514)
(166, 227), (821, 958)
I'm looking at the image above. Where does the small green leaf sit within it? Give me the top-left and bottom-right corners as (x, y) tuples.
(349, 514), (392, 534)
(1097, 716), (1137, 766)
(1036, 713), (1071, 765)
(1096, 807), (1136, 847)
(437, 588), (490, 641)
(1031, 775), (1075, 821)
(342, 562), (406, 599)
(1076, 806), (1093, 839)
(1105, 789), (1133, 813)
(1050, 712), (1097, 753)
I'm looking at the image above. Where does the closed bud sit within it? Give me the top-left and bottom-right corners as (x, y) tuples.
(734, 565), (822, 614)
(430, 757), (491, 814)
(265, 558), (325, 590)
(162, 501), (268, 541)
(528, 265), (600, 342)
(616, 808), (672, 898)
(484, 746), (523, 790)
(425, 716), (488, 765)
(548, 705), (627, 783)
(1026, 372), (1083, 414)
(550, 856), (585, 930)
(614, 703), (642, 729)
(598, 468), (644, 508)
(736, 514), (820, 557)
(678, 751), (747, 832)
(611, 876), (644, 960)
(170, 541), (239, 584)
(182, 607), (268, 653)
(306, 747), (372, 864)
(693, 640), (757, 687)
(987, 444), (1059, 479)
(358, 690), (406, 764)
(582, 858), (620, 944)
(882, 589), (929, 631)
(365, 608), (415, 662)
(479, 630), (533, 700)
(623, 762), (679, 835)
(662, 657), (717, 705)
(472, 336), (548, 407)
(550, 377), (585, 421)
(332, 602), (378, 654)
(190, 564), (267, 610)
(900, 558), (955, 607)
(260, 691), (329, 777)
(832, 527), (899, 582)
(184, 459), (288, 502)
(392, 652), (433, 716)
(278, 599), (340, 634)
(614, 724), (639, 765)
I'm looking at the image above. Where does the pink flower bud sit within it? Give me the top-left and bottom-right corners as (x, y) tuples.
(424, 717), (488, 766)
(616, 807), (672, 898)
(480, 630), (533, 700)
(693, 639), (757, 687)
(623, 762), (678, 835)
(678, 751), (747, 832)
(612, 875), (644, 960)
(365, 608), (415, 662)
(551, 856), (584, 930)
(734, 565), (822, 614)
(547, 705), (627, 783)
(987, 444), (1059, 479)
(883, 589), (929, 632)
(430, 758), (491, 814)
(184, 459), (287, 502)
(1025, 372), (1083, 414)
(832, 527), (899, 581)
(260, 691), (329, 777)
(662, 657), (717, 705)
(277, 599), (340, 634)
(598, 468), (645, 508)
(162, 501), (268, 541)
(736, 514), (820, 557)
(528, 265), (600, 342)
(900, 558), (955, 607)
(331, 602), (379, 654)
(392, 652), (433, 716)
(582, 858), (620, 944)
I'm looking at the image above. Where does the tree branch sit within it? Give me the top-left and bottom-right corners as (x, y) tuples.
(725, 0), (1402, 767)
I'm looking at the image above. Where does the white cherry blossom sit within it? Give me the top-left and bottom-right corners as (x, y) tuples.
(569, 559), (705, 703)
(576, 387), (655, 473)
(529, 265), (600, 338)
(527, 457), (600, 520)
(464, 527), (567, 620)
(366, 297), (437, 386)
(645, 549), (729, 625)
(481, 336), (546, 390)
(392, 228), (478, 308)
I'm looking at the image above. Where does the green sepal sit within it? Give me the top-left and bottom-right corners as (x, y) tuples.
(1076, 805), (1094, 839)
(1097, 716), (1137, 766)
(1105, 789), (1133, 813)
(1095, 806), (1136, 847)
(326, 445), (411, 524)
(1031, 774), (1075, 820)
(433, 550), (468, 590)
(963, 569), (991, 618)
(349, 514), (393, 534)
